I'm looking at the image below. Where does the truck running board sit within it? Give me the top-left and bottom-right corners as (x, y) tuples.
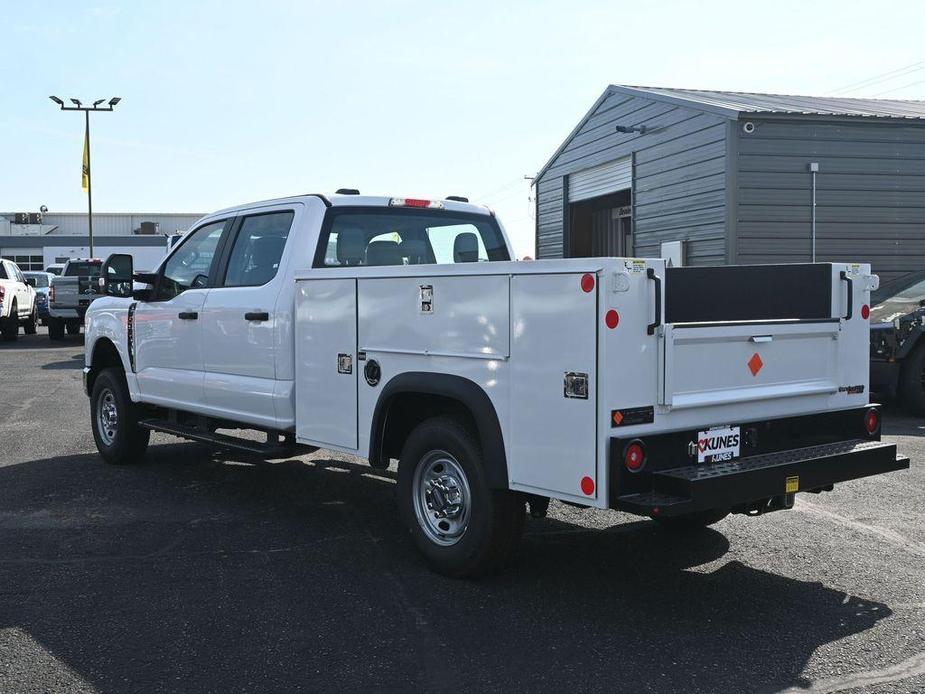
(139, 418), (308, 459)
(618, 439), (909, 518)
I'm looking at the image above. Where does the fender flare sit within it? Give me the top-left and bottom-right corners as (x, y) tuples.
(368, 372), (509, 489)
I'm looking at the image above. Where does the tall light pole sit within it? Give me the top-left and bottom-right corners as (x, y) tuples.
(49, 96), (121, 257)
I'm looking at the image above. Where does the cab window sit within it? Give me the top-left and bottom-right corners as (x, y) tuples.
(156, 221), (225, 300)
(222, 211), (294, 287)
(316, 209), (509, 268)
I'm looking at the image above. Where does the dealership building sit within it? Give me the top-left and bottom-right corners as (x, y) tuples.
(0, 211), (204, 271)
(535, 86), (925, 283)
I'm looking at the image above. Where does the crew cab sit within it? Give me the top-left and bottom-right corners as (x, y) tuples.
(83, 192), (910, 576)
(48, 258), (103, 339)
(0, 258), (38, 341)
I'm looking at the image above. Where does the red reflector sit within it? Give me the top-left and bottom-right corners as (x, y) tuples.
(861, 304), (870, 320)
(580, 476), (595, 496)
(580, 273), (595, 293)
(625, 441), (645, 472)
(864, 409), (879, 435)
(605, 309), (619, 329)
(748, 352), (764, 377)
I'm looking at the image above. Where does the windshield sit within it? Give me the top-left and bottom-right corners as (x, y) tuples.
(870, 270), (925, 324)
(24, 272), (49, 288)
(315, 209), (510, 267)
(64, 261), (102, 277)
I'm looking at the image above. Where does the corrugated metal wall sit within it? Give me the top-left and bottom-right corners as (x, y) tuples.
(535, 91), (728, 263)
(735, 119), (925, 283)
(0, 213), (204, 237)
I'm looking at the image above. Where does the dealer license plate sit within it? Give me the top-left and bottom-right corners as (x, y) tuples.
(697, 426), (741, 463)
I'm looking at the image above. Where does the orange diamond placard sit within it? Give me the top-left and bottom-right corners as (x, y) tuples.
(748, 352), (764, 377)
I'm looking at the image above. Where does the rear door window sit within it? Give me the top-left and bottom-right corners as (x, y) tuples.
(222, 211), (294, 287)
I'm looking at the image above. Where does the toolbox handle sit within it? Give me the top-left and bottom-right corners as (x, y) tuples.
(647, 268), (662, 335)
(840, 271), (853, 320)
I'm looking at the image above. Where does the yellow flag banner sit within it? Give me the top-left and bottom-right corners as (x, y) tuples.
(81, 130), (89, 192)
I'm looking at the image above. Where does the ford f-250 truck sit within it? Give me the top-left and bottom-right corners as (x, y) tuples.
(83, 192), (910, 576)
(48, 258), (103, 339)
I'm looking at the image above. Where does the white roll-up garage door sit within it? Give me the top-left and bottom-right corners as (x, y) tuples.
(568, 156), (632, 202)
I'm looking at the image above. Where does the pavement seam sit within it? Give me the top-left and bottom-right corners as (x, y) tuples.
(775, 649), (925, 693)
(794, 499), (925, 559)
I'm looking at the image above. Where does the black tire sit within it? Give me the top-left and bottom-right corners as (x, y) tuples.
(66, 322), (80, 336)
(90, 367), (150, 465)
(48, 317), (65, 340)
(23, 305), (37, 335)
(397, 417), (524, 578)
(2, 301), (18, 341)
(899, 343), (925, 416)
(652, 508), (730, 532)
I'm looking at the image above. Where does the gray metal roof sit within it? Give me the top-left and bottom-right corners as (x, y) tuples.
(614, 85), (925, 120)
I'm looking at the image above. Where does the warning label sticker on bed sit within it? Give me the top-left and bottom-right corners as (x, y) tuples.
(697, 426), (741, 463)
(624, 259), (646, 273)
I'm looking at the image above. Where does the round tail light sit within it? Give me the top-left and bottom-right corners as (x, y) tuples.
(624, 440), (646, 472)
(864, 408), (880, 436)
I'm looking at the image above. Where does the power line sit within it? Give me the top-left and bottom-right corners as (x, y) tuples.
(871, 78), (925, 97)
(827, 59), (925, 96)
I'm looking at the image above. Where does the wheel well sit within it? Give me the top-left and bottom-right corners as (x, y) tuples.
(369, 372), (509, 489)
(88, 338), (123, 393)
(380, 393), (478, 462)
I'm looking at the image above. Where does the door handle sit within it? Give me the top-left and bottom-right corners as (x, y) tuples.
(244, 311), (269, 321)
(840, 271), (854, 320)
(178, 311), (198, 320)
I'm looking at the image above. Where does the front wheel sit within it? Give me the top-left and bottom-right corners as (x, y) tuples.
(90, 367), (150, 465)
(651, 508), (729, 532)
(397, 417), (524, 578)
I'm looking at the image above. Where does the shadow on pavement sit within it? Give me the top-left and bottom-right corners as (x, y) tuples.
(0, 444), (892, 693)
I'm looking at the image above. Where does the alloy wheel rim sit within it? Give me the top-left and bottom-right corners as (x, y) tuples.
(412, 450), (471, 546)
(96, 388), (119, 446)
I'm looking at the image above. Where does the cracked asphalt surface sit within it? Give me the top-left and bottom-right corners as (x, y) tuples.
(1, 329), (923, 693)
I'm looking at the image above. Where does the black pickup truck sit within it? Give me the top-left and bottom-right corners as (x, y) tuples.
(870, 268), (925, 413)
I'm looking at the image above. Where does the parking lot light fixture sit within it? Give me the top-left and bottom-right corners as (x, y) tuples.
(48, 96), (121, 257)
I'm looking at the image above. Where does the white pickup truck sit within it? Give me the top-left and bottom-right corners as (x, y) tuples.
(0, 258), (38, 341)
(84, 192), (909, 576)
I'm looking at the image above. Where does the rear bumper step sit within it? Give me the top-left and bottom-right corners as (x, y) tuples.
(617, 439), (909, 517)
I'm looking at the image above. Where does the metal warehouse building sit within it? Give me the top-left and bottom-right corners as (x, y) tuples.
(0, 212), (204, 271)
(535, 85), (925, 283)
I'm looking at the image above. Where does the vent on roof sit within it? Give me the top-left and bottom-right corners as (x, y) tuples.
(335, 188), (360, 195)
(446, 196), (469, 202)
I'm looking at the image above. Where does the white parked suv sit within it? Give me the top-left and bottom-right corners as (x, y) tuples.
(83, 192), (909, 576)
(0, 259), (38, 341)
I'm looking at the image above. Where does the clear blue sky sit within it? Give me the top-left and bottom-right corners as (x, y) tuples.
(2, 0), (924, 256)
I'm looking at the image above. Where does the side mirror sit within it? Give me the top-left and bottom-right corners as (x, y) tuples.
(100, 253), (134, 298)
(25, 277), (36, 287)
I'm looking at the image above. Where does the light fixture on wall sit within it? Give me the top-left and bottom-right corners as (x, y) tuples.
(615, 124), (648, 134)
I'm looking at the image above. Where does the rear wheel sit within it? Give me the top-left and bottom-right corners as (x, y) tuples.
(1, 302), (18, 341)
(23, 305), (37, 335)
(48, 317), (65, 340)
(66, 322), (80, 336)
(90, 367), (150, 465)
(397, 417), (524, 577)
(899, 343), (925, 416)
(652, 508), (729, 532)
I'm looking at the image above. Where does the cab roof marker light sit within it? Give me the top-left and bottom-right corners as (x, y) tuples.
(389, 198), (445, 210)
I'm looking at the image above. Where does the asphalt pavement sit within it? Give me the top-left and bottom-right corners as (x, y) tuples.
(1, 329), (923, 693)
